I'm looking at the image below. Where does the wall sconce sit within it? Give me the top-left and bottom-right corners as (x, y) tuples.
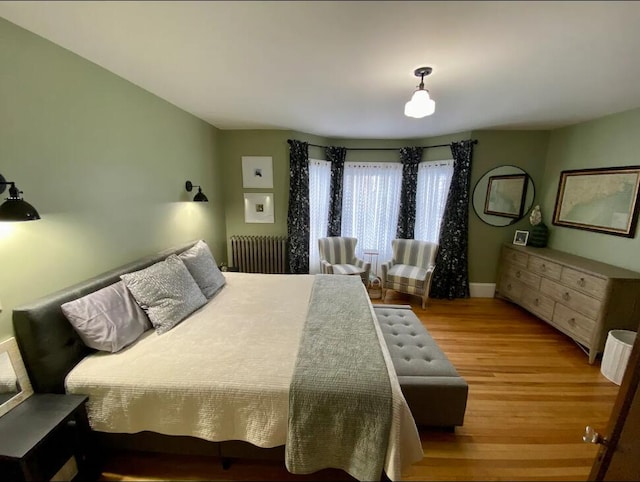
(185, 181), (208, 202)
(0, 173), (41, 221)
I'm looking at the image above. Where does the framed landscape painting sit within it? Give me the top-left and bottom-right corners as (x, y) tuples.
(552, 166), (640, 238)
(484, 174), (528, 218)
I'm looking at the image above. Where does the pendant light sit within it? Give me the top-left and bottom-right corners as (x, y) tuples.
(404, 67), (436, 118)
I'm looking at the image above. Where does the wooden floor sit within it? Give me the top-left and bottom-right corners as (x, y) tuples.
(100, 295), (619, 481)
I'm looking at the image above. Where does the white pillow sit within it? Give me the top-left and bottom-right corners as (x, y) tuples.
(61, 281), (151, 353)
(120, 255), (207, 334)
(179, 240), (226, 298)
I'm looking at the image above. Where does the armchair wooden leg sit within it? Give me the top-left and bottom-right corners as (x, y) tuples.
(421, 295), (427, 310)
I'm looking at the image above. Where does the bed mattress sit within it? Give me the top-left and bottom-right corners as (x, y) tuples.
(65, 272), (422, 479)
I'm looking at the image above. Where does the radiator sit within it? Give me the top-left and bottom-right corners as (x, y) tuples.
(230, 235), (288, 274)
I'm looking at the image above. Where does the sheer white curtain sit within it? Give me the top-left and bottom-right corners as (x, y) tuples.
(308, 158), (331, 273)
(415, 159), (454, 243)
(341, 162), (403, 273)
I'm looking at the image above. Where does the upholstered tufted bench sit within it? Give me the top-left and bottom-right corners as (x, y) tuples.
(374, 305), (468, 428)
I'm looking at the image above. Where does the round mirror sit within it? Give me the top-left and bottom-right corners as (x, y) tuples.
(472, 165), (535, 226)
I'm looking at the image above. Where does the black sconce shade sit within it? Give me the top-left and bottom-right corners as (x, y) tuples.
(0, 173), (41, 222)
(185, 180), (208, 202)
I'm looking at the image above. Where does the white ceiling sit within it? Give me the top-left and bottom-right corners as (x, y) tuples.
(2, 1), (640, 139)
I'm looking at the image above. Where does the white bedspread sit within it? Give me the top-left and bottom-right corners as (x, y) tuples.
(65, 272), (422, 479)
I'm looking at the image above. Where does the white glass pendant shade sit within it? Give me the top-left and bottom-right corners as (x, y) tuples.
(404, 89), (436, 118)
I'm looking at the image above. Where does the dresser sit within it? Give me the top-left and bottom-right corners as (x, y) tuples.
(495, 244), (640, 363)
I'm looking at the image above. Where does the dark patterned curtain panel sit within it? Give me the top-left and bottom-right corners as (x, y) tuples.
(287, 140), (310, 274)
(396, 147), (423, 239)
(430, 139), (475, 299)
(326, 146), (347, 237)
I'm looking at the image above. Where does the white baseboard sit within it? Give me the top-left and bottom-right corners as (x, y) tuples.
(469, 283), (496, 298)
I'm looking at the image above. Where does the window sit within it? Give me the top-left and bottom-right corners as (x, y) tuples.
(414, 160), (454, 243)
(307, 157), (453, 274)
(308, 158), (331, 274)
(341, 162), (403, 272)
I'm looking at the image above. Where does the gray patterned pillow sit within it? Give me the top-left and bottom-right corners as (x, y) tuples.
(178, 240), (226, 298)
(120, 255), (207, 334)
(61, 281), (152, 353)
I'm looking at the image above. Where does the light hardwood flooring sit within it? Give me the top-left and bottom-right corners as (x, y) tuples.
(100, 294), (619, 481)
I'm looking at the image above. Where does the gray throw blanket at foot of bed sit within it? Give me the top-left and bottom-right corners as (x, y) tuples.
(285, 275), (392, 481)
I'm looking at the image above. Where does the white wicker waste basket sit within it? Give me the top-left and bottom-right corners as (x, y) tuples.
(601, 330), (636, 385)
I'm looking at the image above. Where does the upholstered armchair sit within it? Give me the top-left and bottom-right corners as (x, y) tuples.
(318, 237), (371, 284)
(381, 239), (439, 309)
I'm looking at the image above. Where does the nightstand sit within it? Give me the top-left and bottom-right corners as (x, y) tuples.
(0, 394), (96, 481)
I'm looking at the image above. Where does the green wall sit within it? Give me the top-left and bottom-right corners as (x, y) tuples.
(219, 128), (553, 283)
(219, 130), (327, 260)
(468, 130), (550, 282)
(0, 18), (225, 340)
(541, 107), (640, 272)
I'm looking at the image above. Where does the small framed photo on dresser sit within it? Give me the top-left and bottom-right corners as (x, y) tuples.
(513, 230), (529, 246)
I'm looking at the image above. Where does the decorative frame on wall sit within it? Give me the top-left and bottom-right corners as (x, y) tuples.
(244, 192), (275, 223)
(484, 173), (528, 218)
(242, 156), (273, 189)
(552, 165), (640, 238)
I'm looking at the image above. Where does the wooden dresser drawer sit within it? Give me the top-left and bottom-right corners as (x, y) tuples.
(528, 256), (562, 280)
(552, 303), (595, 347)
(503, 248), (528, 268)
(504, 265), (540, 290)
(539, 278), (602, 320)
(521, 289), (554, 320)
(498, 275), (524, 302)
(560, 268), (608, 300)
(497, 243), (640, 364)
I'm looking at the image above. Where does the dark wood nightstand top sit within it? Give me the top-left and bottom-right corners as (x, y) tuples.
(0, 393), (88, 460)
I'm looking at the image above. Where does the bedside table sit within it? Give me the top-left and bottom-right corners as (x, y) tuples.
(0, 394), (96, 481)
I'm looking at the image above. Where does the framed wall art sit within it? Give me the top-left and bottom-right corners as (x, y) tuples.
(484, 174), (528, 218)
(242, 156), (273, 189)
(243, 192), (274, 223)
(552, 166), (640, 238)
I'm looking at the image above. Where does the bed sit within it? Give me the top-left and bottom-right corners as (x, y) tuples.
(12, 241), (423, 481)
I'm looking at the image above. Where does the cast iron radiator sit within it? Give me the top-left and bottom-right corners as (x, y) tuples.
(230, 235), (288, 273)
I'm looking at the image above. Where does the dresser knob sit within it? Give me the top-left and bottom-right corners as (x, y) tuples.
(516, 271), (521, 278)
(507, 283), (512, 290)
(541, 264), (546, 271)
(534, 298), (540, 306)
(563, 292), (570, 301)
(578, 278), (586, 287)
(568, 318), (576, 326)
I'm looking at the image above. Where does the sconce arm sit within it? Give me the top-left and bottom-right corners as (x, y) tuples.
(0, 174), (20, 198)
(185, 180), (202, 192)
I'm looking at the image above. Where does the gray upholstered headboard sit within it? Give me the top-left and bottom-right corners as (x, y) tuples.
(13, 241), (198, 394)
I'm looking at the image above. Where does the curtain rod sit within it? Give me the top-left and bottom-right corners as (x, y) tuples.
(287, 139), (478, 151)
